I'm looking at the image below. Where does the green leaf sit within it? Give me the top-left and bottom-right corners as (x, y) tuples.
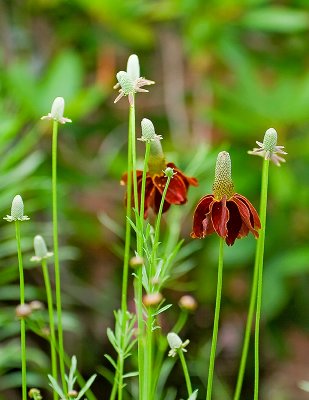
(76, 374), (96, 400)
(241, 7), (309, 33)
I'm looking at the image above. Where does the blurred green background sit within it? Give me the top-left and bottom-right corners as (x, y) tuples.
(0, 0), (308, 399)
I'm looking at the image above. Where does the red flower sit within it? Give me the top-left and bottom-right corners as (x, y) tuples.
(191, 151), (261, 246)
(121, 162), (198, 218)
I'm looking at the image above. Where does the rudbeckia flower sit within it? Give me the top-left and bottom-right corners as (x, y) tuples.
(121, 119), (198, 217)
(191, 151), (260, 246)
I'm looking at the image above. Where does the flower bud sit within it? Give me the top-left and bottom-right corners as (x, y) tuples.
(213, 151), (235, 200)
(179, 295), (197, 311)
(16, 303), (32, 318)
(143, 292), (163, 306)
(130, 255), (144, 268)
(167, 332), (182, 349)
(164, 167), (174, 178)
(68, 390), (78, 398)
(11, 195), (24, 219)
(127, 54), (140, 82)
(41, 96), (72, 124)
(116, 71), (135, 94)
(263, 128), (278, 152)
(28, 388), (43, 400)
(141, 118), (156, 141)
(34, 235), (48, 258)
(29, 300), (44, 311)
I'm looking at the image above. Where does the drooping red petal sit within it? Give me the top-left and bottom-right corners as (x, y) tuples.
(120, 170), (143, 186)
(233, 195), (260, 238)
(211, 197), (229, 238)
(191, 195), (214, 238)
(141, 177), (155, 218)
(226, 201), (243, 245)
(234, 194), (261, 230)
(153, 174), (187, 204)
(237, 222), (249, 239)
(167, 162), (199, 188)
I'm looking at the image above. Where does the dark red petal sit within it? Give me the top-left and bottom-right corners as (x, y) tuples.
(232, 196), (259, 238)
(142, 177), (155, 218)
(237, 223), (249, 239)
(234, 194), (261, 230)
(167, 162), (199, 188)
(153, 174), (187, 204)
(226, 201), (243, 246)
(191, 195), (214, 238)
(211, 197), (229, 238)
(153, 188), (171, 214)
(120, 170), (143, 185)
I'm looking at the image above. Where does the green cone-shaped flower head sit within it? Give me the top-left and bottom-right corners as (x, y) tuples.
(213, 151), (235, 200)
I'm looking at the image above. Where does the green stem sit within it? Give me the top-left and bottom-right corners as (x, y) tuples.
(179, 350), (193, 397)
(144, 174), (172, 398)
(254, 159), (269, 400)
(41, 259), (58, 400)
(233, 250), (259, 400)
(118, 99), (137, 400)
(15, 221), (27, 400)
(52, 120), (66, 392)
(206, 237), (224, 400)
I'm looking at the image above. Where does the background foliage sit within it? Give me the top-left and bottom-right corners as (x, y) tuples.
(0, 1), (308, 399)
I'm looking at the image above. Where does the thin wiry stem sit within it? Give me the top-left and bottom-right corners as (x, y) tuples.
(41, 259), (58, 400)
(206, 237), (224, 400)
(254, 159), (269, 400)
(15, 221), (27, 400)
(179, 350), (193, 397)
(52, 120), (66, 392)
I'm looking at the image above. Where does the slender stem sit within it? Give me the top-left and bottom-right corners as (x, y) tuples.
(41, 259), (58, 400)
(139, 141), (151, 227)
(118, 99), (137, 400)
(233, 250), (259, 400)
(15, 221), (27, 400)
(206, 237), (224, 400)
(254, 159), (269, 400)
(52, 120), (66, 392)
(144, 175), (172, 398)
(179, 350), (193, 397)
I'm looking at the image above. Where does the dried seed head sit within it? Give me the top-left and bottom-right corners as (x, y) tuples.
(127, 54), (140, 82)
(143, 292), (163, 306)
(130, 255), (144, 268)
(16, 303), (32, 318)
(179, 295), (197, 311)
(213, 151), (235, 200)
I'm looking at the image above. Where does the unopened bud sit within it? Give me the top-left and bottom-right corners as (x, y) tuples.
(164, 167), (174, 178)
(116, 71), (135, 94)
(263, 128), (278, 152)
(179, 295), (197, 311)
(16, 303), (32, 318)
(31, 235), (53, 262)
(28, 388), (43, 400)
(130, 255), (144, 268)
(140, 118), (162, 142)
(29, 300), (44, 311)
(68, 390), (78, 398)
(41, 96), (72, 124)
(4, 195), (30, 222)
(167, 332), (183, 349)
(143, 292), (163, 306)
(127, 54), (140, 81)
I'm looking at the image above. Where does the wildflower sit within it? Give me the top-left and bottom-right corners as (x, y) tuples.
(248, 128), (287, 166)
(121, 120), (198, 217)
(167, 332), (190, 357)
(114, 54), (154, 105)
(41, 96), (72, 124)
(191, 151), (260, 246)
(3, 195), (30, 222)
(30, 235), (53, 262)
